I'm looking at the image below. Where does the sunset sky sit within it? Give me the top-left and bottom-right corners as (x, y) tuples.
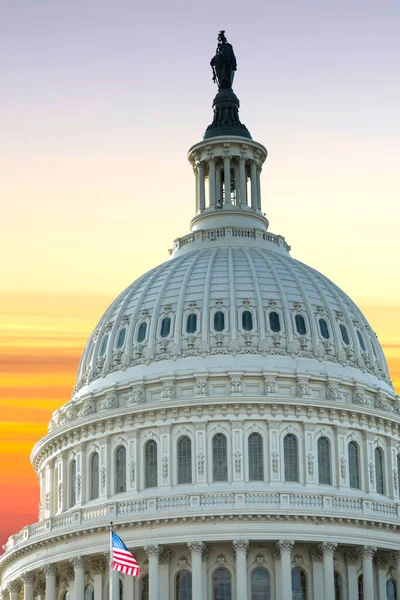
(1, 0), (399, 548)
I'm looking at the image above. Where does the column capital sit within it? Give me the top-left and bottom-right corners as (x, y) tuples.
(345, 551), (359, 565)
(91, 559), (106, 574)
(8, 581), (21, 594)
(188, 541), (206, 556)
(159, 550), (172, 565)
(2, 590), (10, 600)
(21, 572), (35, 584)
(144, 544), (163, 558)
(319, 542), (338, 556)
(310, 548), (323, 562)
(43, 564), (57, 576)
(375, 555), (388, 569)
(360, 546), (377, 559)
(276, 540), (294, 555)
(70, 555), (86, 569)
(233, 540), (249, 555)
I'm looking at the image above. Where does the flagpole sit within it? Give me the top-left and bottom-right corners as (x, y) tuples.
(109, 521), (113, 600)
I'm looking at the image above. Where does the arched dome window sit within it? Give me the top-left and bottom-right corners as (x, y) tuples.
(212, 568), (232, 600)
(177, 436), (192, 484)
(160, 317), (171, 338)
(387, 579), (397, 600)
(176, 570), (192, 600)
(319, 318), (330, 339)
(242, 310), (253, 331)
(140, 574), (149, 600)
(212, 433), (228, 482)
(251, 567), (270, 599)
(99, 334), (109, 357)
(186, 313), (197, 334)
(334, 572), (342, 600)
(145, 440), (158, 488)
(284, 434), (299, 482)
(115, 446), (126, 494)
(317, 437), (331, 485)
(137, 322), (147, 343)
(358, 574), (363, 600)
(348, 442), (361, 490)
(339, 324), (350, 345)
(116, 328), (127, 349)
(357, 330), (366, 352)
(291, 567), (307, 600)
(375, 447), (385, 495)
(70, 459), (77, 508)
(248, 433), (264, 481)
(84, 585), (94, 600)
(269, 311), (281, 333)
(90, 452), (99, 500)
(214, 311), (225, 332)
(295, 314), (306, 335)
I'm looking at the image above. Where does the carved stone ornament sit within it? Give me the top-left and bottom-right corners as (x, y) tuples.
(144, 545), (163, 557)
(360, 546), (377, 558)
(21, 572), (35, 584)
(79, 399), (96, 417)
(319, 542), (337, 555)
(101, 465), (106, 489)
(58, 482), (62, 507)
(369, 461), (375, 484)
(255, 553), (266, 566)
(234, 450), (242, 474)
(393, 467), (398, 492)
(353, 387), (368, 406)
(159, 550), (172, 565)
(161, 381), (175, 400)
(310, 548), (323, 562)
(197, 452), (205, 475)
(233, 540), (249, 554)
(100, 391), (118, 411)
(161, 455), (169, 478)
(307, 453), (314, 477)
(129, 460), (136, 484)
(327, 382), (341, 401)
(45, 492), (50, 511)
(76, 473), (82, 497)
(129, 385), (145, 404)
(188, 541), (206, 555)
(8, 581), (21, 593)
(277, 540), (294, 554)
(70, 556), (86, 569)
(345, 552), (359, 565)
(91, 560), (105, 574)
(292, 554), (304, 567)
(297, 379), (310, 397)
(216, 554), (227, 567)
(340, 456), (346, 479)
(375, 555), (387, 569)
(264, 376), (277, 394)
(43, 563), (57, 576)
(272, 451), (279, 475)
(195, 377), (208, 396)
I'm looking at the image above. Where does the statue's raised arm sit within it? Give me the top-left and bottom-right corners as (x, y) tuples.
(210, 30), (237, 89)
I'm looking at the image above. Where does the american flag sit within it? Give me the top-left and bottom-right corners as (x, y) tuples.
(111, 531), (141, 577)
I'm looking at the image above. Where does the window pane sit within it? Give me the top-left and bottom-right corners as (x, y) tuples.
(176, 570), (192, 600)
(357, 330), (366, 351)
(295, 314), (306, 335)
(213, 434), (228, 482)
(319, 318), (330, 339)
(242, 310), (253, 331)
(90, 453), (99, 500)
(186, 313), (197, 334)
(141, 575), (149, 600)
(292, 568), (307, 600)
(318, 437), (331, 485)
(137, 322), (147, 343)
(177, 436), (192, 484)
(358, 575), (363, 600)
(269, 312), (281, 333)
(116, 328), (126, 349)
(119, 581), (123, 600)
(161, 317), (171, 338)
(214, 311), (225, 332)
(70, 460), (76, 507)
(387, 580), (397, 600)
(84, 585), (94, 600)
(334, 572), (342, 600)
(339, 324), (350, 345)
(284, 434), (299, 482)
(349, 442), (360, 489)
(375, 447), (385, 494)
(212, 568), (231, 600)
(145, 440), (158, 488)
(251, 567), (270, 600)
(248, 433), (264, 481)
(115, 446), (126, 494)
(100, 335), (109, 357)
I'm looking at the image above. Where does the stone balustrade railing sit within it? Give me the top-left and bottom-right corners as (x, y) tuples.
(172, 228), (290, 252)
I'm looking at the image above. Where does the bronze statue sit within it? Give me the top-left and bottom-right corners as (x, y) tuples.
(210, 31), (237, 89)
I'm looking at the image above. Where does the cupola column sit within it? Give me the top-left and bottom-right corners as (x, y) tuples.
(277, 540), (294, 600)
(250, 160), (258, 209)
(239, 156), (247, 207)
(319, 543), (337, 600)
(233, 540), (249, 600)
(361, 546), (376, 600)
(223, 151), (232, 206)
(208, 157), (216, 209)
(145, 545), (162, 600)
(188, 542), (205, 600)
(198, 162), (206, 212)
(256, 164), (262, 210)
(71, 556), (85, 600)
(345, 552), (359, 600)
(44, 565), (56, 600)
(376, 556), (388, 600)
(21, 573), (35, 600)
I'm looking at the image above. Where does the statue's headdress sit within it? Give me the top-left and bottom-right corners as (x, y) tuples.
(218, 30), (227, 44)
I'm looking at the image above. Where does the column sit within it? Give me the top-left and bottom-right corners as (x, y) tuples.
(92, 560), (105, 600)
(123, 573), (134, 600)
(375, 556), (387, 600)
(310, 548), (323, 600)
(394, 552), (400, 600)
(71, 556), (85, 600)
(44, 564), (56, 600)
(234, 163), (240, 205)
(233, 540), (249, 600)
(194, 163), (199, 212)
(223, 154), (231, 206)
(256, 166), (262, 209)
(345, 552), (359, 600)
(208, 158), (216, 209)
(216, 167), (222, 208)
(111, 566), (119, 599)
(188, 542), (205, 600)
(145, 545), (162, 600)
(239, 157), (247, 206)
(21, 573), (35, 600)
(8, 581), (21, 600)
(319, 543), (337, 600)
(159, 550), (171, 600)
(250, 160), (257, 209)
(277, 540), (294, 600)
(199, 162), (206, 212)
(361, 546), (376, 600)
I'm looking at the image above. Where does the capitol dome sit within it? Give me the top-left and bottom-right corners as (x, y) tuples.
(1, 33), (400, 600)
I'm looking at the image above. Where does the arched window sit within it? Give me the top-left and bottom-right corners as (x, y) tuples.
(186, 313), (197, 334)
(358, 574), (363, 600)
(242, 310), (253, 331)
(292, 567), (307, 600)
(319, 318), (330, 339)
(137, 322), (147, 343)
(295, 314), (306, 335)
(248, 433), (264, 481)
(140, 575), (149, 600)
(348, 441), (361, 489)
(84, 585), (94, 600)
(284, 434), (299, 482)
(90, 452), (99, 500)
(269, 311), (281, 333)
(160, 317), (171, 338)
(214, 311), (225, 332)
(176, 570), (192, 600)
(251, 567), (270, 600)
(339, 324), (350, 345)
(357, 330), (366, 352)
(100, 334), (109, 357)
(334, 572), (342, 600)
(212, 568), (232, 600)
(119, 580), (123, 600)
(116, 328), (127, 349)
(70, 459), (77, 507)
(387, 579), (397, 600)
(212, 434), (228, 482)
(318, 437), (331, 485)
(115, 446), (126, 494)
(177, 436), (192, 484)
(145, 440), (158, 488)
(375, 447), (385, 494)
(63, 594), (70, 600)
